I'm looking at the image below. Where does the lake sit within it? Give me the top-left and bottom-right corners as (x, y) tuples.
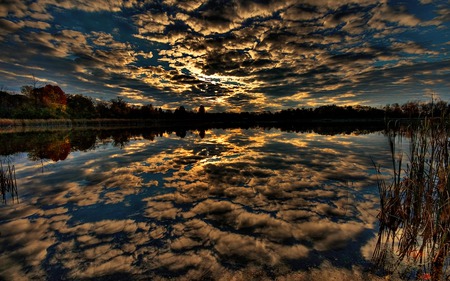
(0, 126), (393, 280)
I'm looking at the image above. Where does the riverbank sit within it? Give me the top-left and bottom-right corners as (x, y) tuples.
(0, 118), (161, 128)
(0, 117), (388, 127)
(0, 117), (389, 134)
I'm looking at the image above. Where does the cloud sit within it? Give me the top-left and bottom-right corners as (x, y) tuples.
(33, 0), (142, 13)
(0, 217), (55, 279)
(0, 18), (24, 39)
(0, 0), (29, 18)
(0, 0), (448, 110)
(163, 0), (205, 12)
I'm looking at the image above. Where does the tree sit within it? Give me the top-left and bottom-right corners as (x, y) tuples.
(95, 100), (111, 118)
(33, 85), (67, 109)
(140, 104), (156, 118)
(174, 106), (187, 118)
(434, 100), (448, 117)
(0, 91), (29, 118)
(66, 94), (95, 118)
(21, 85), (34, 97)
(21, 85), (38, 105)
(401, 101), (420, 118)
(198, 105), (206, 115)
(110, 97), (130, 118)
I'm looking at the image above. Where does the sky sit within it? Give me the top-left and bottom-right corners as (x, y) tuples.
(0, 0), (449, 111)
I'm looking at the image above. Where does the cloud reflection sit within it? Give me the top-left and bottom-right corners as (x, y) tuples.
(0, 128), (392, 279)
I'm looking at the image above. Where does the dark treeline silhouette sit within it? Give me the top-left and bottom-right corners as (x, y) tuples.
(0, 123), (384, 161)
(1, 85), (448, 121)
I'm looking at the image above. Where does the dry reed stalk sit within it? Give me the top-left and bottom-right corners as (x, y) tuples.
(0, 161), (19, 204)
(373, 118), (450, 280)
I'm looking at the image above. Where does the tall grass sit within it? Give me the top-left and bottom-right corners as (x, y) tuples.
(373, 118), (450, 280)
(0, 161), (18, 204)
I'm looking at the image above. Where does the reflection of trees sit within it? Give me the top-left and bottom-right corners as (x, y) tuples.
(0, 131), (73, 162)
(70, 130), (97, 151)
(176, 130), (187, 138)
(0, 131), (94, 162)
(28, 136), (71, 162)
(0, 124), (385, 160)
(373, 119), (450, 280)
(142, 130), (156, 141)
(111, 130), (132, 148)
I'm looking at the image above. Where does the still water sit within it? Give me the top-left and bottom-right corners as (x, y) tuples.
(0, 126), (392, 280)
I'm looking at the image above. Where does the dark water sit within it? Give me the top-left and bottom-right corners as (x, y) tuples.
(0, 127), (392, 280)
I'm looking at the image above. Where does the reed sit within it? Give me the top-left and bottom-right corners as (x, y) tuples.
(0, 161), (18, 204)
(373, 118), (450, 280)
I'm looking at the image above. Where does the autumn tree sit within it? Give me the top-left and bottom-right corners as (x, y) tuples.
(33, 85), (67, 109)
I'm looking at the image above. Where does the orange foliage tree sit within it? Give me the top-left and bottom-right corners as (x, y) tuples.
(33, 85), (67, 110)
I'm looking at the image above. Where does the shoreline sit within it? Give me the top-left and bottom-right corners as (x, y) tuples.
(0, 117), (388, 126)
(0, 117), (388, 133)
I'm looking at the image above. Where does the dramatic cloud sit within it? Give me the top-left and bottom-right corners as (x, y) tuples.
(0, 0), (449, 110)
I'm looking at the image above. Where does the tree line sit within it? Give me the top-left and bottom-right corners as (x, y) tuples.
(0, 84), (448, 121)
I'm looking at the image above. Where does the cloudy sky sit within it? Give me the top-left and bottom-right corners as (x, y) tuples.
(0, 0), (449, 111)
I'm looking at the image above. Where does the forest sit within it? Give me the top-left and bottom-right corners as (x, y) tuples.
(0, 84), (448, 121)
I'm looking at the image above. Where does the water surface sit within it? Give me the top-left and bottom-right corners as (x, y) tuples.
(0, 127), (391, 280)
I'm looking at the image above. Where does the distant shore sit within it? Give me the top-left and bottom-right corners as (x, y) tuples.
(0, 118), (158, 128)
(0, 117), (388, 127)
